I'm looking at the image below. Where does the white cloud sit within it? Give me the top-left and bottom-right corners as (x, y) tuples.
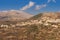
(20, 1), (35, 10)
(47, 0), (56, 3)
(47, 0), (51, 3)
(53, 0), (56, 3)
(35, 4), (47, 10)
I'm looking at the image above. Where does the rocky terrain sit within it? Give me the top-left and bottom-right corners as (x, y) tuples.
(0, 12), (60, 40)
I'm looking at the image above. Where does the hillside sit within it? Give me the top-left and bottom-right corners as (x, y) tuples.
(30, 12), (60, 20)
(0, 12), (60, 40)
(30, 13), (43, 20)
(0, 10), (33, 21)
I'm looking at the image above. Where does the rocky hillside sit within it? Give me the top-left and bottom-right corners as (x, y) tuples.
(30, 12), (60, 20)
(0, 10), (33, 21)
(0, 12), (60, 40)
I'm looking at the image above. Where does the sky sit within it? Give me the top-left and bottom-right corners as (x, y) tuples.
(0, 0), (60, 14)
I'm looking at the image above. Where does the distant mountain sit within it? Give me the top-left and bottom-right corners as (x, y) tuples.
(0, 10), (33, 21)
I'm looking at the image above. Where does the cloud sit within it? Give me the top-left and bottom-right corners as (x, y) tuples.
(35, 4), (47, 10)
(53, 0), (56, 3)
(47, 0), (56, 3)
(47, 0), (51, 3)
(20, 1), (35, 10)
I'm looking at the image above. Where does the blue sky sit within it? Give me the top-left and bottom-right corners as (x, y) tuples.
(0, 0), (60, 14)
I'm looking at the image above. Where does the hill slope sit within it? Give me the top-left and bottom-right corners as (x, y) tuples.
(0, 10), (33, 21)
